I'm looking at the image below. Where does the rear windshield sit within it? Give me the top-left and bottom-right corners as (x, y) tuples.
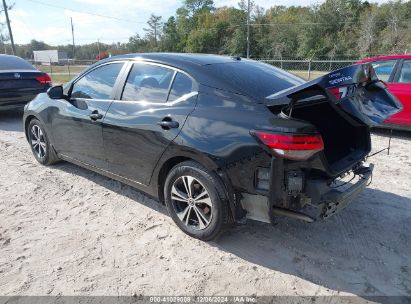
(204, 61), (304, 100)
(0, 55), (36, 71)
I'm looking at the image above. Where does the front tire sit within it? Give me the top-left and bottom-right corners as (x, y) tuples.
(27, 119), (59, 166)
(164, 161), (229, 241)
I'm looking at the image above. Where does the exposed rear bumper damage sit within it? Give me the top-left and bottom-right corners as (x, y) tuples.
(239, 160), (374, 224)
(304, 163), (373, 220)
(236, 63), (397, 225)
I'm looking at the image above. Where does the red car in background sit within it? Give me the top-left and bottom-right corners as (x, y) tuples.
(96, 52), (109, 60)
(357, 55), (411, 130)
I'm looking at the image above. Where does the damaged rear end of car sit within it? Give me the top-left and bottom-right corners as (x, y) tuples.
(241, 63), (402, 223)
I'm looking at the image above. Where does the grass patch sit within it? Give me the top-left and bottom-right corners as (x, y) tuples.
(36, 65), (87, 74)
(51, 74), (76, 85)
(289, 70), (328, 80)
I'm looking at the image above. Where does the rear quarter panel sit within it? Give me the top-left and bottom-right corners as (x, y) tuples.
(156, 87), (317, 194)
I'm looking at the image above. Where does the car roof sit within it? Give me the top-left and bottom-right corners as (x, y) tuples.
(85, 53), (303, 100)
(88, 53), (254, 94)
(356, 54), (411, 64)
(106, 53), (242, 67)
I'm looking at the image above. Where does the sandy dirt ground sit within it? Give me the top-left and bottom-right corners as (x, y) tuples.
(0, 110), (410, 299)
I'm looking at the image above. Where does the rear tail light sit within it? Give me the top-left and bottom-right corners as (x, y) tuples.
(35, 74), (52, 85)
(253, 131), (324, 160)
(328, 85), (356, 101)
(328, 86), (347, 101)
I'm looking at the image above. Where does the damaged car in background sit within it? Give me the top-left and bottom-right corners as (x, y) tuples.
(22, 54), (402, 240)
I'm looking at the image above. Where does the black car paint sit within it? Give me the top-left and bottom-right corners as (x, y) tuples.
(23, 53), (400, 223)
(0, 55), (51, 109)
(23, 55), (301, 211)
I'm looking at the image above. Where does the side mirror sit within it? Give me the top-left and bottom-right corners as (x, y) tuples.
(47, 85), (64, 99)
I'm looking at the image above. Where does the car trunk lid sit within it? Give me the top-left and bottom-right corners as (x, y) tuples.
(264, 63), (402, 176)
(0, 70), (51, 91)
(265, 63), (402, 126)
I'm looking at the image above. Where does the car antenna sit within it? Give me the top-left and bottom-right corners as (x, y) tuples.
(367, 129), (393, 159)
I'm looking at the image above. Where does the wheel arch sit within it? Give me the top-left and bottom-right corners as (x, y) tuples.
(153, 148), (237, 223)
(24, 113), (56, 152)
(156, 156), (192, 203)
(24, 114), (39, 142)
(153, 147), (221, 202)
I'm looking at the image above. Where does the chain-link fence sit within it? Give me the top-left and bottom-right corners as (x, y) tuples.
(28, 58), (361, 84)
(28, 59), (98, 66)
(257, 58), (360, 80)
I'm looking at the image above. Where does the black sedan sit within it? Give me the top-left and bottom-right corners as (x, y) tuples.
(23, 53), (401, 240)
(0, 54), (51, 110)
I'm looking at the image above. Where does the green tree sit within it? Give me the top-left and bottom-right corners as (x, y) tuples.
(161, 16), (180, 51)
(144, 14), (163, 48)
(185, 29), (216, 52)
(184, 0), (215, 17)
(8, 0), (411, 60)
(378, 1), (410, 54)
(216, 7), (247, 56)
(127, 34), (149, 53)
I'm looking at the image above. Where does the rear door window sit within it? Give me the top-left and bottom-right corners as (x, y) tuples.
(168, 72), (194, 101)
(71, 63), (123, 99)
(121, 63), (174, 102)
(371, 60), (397, 82)
(204, 61), (304, 100)
(398, 60), (411, 83)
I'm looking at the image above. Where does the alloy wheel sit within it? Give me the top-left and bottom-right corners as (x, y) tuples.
(30, 125), (46, 159)
(171, 176), (213, 230)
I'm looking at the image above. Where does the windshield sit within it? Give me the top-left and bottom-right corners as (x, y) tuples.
(204, 60), (304, 100)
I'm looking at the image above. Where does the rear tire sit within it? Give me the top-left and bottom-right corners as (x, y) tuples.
(27, 118), (59, 166)
(164, 161), (229, 241)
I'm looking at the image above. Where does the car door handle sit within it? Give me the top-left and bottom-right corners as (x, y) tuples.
(89, 112), (103, 121)
(157, 119), (179, 129)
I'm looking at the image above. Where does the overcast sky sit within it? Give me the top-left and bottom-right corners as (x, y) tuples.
(1, 0), (392, 45)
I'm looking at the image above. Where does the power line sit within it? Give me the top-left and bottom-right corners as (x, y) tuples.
(18, 16), (37, 40)
(25, 0), (410, 28)
(26, 0), (147, 24)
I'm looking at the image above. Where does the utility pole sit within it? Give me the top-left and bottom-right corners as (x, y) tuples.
(71, 17), (75, 59)
(97, 38), (100, 55)
(2, 0), (16, 55)
(154, 25), (157, 47)
(246, 0), (250, 58)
